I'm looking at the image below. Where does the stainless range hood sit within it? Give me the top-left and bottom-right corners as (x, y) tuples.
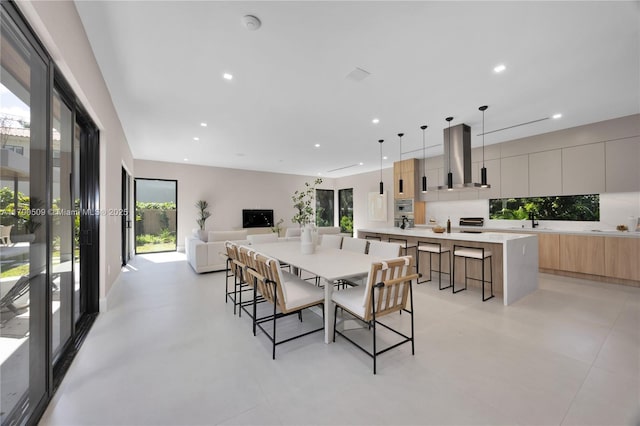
(437, 123), (486, 190)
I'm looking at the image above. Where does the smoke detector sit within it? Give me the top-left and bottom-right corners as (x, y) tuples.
(242, 15), (261, 31)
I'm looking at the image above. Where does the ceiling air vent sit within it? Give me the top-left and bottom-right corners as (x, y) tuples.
(346, 67), (370, 82)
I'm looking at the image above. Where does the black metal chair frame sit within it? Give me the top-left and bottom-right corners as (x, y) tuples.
(387, 237), (418, 259)
(416, 241), (452, 290)
(333, 275), (416, 374)
(365, 235), (381, 241)
(452, 245), (494, 301)
(249, 270), (324, 360)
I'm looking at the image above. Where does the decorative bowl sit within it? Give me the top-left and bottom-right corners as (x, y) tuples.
(433, 226), (445, 233)
(616, 225), (628, 231)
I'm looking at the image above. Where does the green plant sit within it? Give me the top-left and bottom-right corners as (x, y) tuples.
(340, 215), (353, 234)
(195, 200), (211, 230)
(271, 218), (284, 235)
(291, 178), (322, 226)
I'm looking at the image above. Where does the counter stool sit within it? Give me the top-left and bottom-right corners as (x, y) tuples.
(365, 235), (381, 241)
(416, 241), (451, 290)
(388, 237), (418, 261)
(452, 245), (494, 301)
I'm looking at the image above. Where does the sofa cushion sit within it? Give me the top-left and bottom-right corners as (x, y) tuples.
(208, 230), (248, 242)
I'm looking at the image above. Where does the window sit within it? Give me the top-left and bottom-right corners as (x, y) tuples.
(489, 194), (600, 221)
(315, 189), (334, 227)
(338, 188), (353, 235)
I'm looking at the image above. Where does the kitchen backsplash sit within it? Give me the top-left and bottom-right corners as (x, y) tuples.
(425, 191), (640, 231)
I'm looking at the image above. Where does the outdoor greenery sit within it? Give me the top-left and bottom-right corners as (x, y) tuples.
(489, 194), (600, 221)
(135, 201), (177, 252)
(339, 188), (353, 234)
(315, 189), (334, 227)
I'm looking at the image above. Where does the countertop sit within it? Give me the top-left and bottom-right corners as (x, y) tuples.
(358, 227), (535, 244)
(413, 225), (640, 238)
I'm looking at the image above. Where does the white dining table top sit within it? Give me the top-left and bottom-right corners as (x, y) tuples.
(248, 241), (375, 282)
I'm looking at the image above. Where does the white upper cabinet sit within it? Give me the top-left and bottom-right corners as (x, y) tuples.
(605, 137), (640, 193)
(529, 150), (562, 196)
(562, 143), (605, 195)
(500, 155), (529, 198)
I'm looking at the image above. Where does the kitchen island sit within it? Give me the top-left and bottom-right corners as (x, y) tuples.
(358, 228), (538, 305)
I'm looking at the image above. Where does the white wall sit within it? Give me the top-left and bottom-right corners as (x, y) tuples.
(17, 1), (135, 309)
(134, 160), (338, 250)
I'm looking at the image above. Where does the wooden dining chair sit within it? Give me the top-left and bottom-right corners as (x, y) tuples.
(245, 253), (325, 359)
(331, 256), (418, 374)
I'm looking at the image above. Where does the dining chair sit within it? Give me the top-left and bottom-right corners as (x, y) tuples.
(331, 256), (418, 374)
(320, 234), (342, 249)
(341, 237), (368, 254)
(0, 225), (12, 245)
(224, 241), (245, 314)
(367, 240), (401, 258)
(244, 253), (325, 359)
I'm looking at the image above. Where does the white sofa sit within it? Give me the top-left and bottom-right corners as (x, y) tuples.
(185, 230), (249, 273)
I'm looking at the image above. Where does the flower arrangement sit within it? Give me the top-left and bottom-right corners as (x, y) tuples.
(291, 178), (322, 226)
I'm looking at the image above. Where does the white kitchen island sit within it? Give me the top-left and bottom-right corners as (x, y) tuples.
(358, 228), (539, 305)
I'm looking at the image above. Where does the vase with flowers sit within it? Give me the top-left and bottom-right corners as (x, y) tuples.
(291, 178), (322, 254)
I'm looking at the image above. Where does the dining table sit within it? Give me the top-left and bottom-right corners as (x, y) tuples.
(248, 240), (379, 343)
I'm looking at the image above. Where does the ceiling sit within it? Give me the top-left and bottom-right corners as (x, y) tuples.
(74, 1), (639, 178)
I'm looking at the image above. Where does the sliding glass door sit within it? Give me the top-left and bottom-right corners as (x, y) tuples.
(0, 6), (49, 422)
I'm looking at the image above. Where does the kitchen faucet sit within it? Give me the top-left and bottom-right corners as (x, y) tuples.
(529, 211), (539, 228)
(400, 215), (409, 230)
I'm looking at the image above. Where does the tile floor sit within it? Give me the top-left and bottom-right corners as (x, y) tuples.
(39, 252), (640, 425)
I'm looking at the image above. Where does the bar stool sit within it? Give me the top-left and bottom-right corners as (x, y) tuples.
(388, 237), (418, 260)
(452, 245), (494, 301)
(365, 235), (381, 241)
(416, 241), (451, 290)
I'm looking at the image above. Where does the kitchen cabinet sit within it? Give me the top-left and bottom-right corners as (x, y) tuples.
(538, 233), (560, 270)
(604, 236), (640, 281)
(559, 235), (605, 276)
(529, 149), (562, 196)
(394, 158), (418, 199)
(562, 143), (605, 195)
(605, 137), (640, 193)
(500, 154), (529, 198)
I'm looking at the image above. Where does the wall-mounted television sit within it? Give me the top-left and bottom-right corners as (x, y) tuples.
(242, 209), (274, 228)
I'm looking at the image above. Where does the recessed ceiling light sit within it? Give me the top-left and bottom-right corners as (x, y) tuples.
(552, 113), (562, 119)
(359, 162), (364, 166)
(200, 122), (207, 127)
(372, 118), (380, 124)
(314, 144), (320, 148)
(193, 137), (199, 141)
(494, 64), (506, 73)
(183, 158), (189, 162)
(383, 156), (388, 160)
(223, 73), (233, 80)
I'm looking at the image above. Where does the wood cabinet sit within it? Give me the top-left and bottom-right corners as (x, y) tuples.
(604, 237), (640, 281)
(559, 234), (605, 276)
(394, 158), (418, 199)
(538, 233), (560, 270)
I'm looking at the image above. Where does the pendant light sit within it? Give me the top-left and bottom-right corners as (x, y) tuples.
(445, 117), (453, 190)
(397, 133), (404, 194)
(420, 125), (428, 192)
(378, 139), (384, 195)
(479, 105), (491, 188)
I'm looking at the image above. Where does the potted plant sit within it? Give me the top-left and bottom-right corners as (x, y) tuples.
(195, 200), (211, 241)
(291, 178), (322, 253)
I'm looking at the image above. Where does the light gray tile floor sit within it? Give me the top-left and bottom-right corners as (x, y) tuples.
(39, 252), (640, 425)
